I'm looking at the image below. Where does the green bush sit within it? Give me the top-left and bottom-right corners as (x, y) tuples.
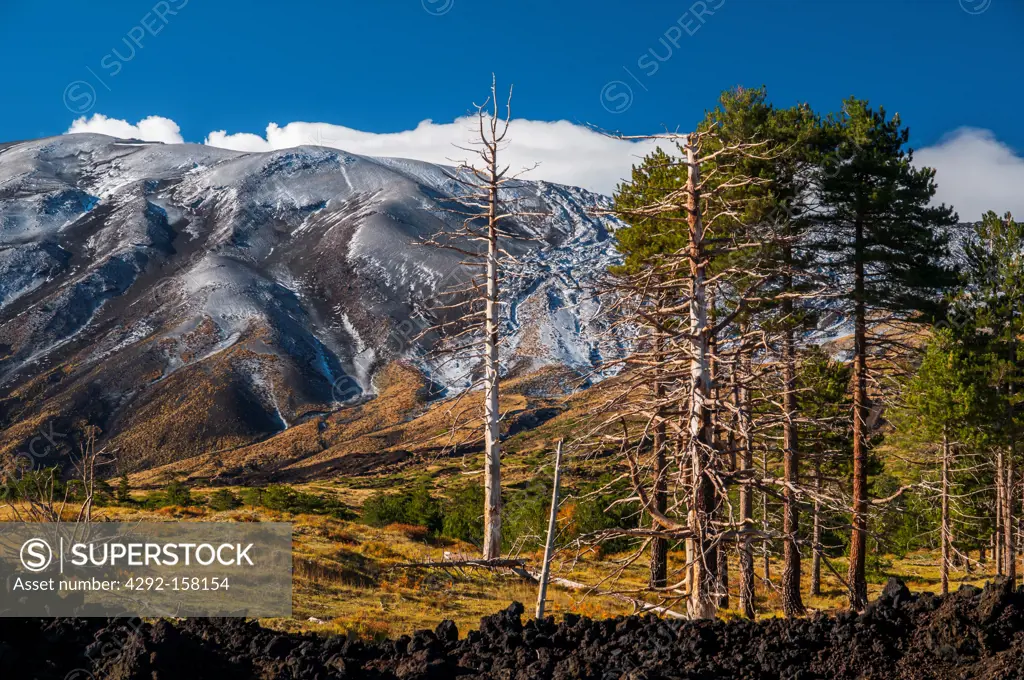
(143, 480), (194, 508)
(571, 493), (639, 555)
(208, 489), (241, 511)
(502, 480), (554, 552)
(440, 483), (485, 546)
(239, 485), (353, 518)
(0, 467), (66, 503)
(361, 484), (443, 534)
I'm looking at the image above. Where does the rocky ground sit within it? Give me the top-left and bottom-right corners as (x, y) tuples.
(3, 578), (1024, 679)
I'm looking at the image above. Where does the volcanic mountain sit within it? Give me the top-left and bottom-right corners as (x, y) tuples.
(0, 134), (623, 476)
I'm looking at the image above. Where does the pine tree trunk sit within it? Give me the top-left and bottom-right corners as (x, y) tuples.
(684, 138), (718, 620)
(1008, 340), (1018, 585)
(709, 314), (729, 610)
(482, 163), (502, 560)
(847, 218), (869, 611)
(781, 323), (805, 617)
(1005, 448), (1016, 583)
(941, 431), (951, 596)
(1012, 330), (1019, 586)
(996, 450), (1004, 577)
(763, 451), (771, 584)
(811, 456), (823, 597)
(718, 549), (730, 609)
(737, 344), (756, 619)
(650, 330), (668, 589)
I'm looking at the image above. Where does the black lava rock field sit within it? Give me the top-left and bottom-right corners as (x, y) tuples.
(3, 578), (1024, 679)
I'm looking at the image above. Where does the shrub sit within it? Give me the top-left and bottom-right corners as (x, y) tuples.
(362, 492), (410, 527)
(362, 484), (443, 535)
(239, 485), (353, 518)
(502, 480), (555, 552)
(570, 493), (638, 555)
(208, 489), (241, 511)
(143, 480), (194, 509)
(440, 483), (485, 547)
(163, 480), (193, 506)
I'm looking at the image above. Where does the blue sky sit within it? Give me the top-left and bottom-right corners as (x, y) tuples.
(0, 0), (1019, 144)
(0, 0), (1021, 216)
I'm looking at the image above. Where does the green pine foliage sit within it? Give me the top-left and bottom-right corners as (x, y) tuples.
(817, 99), (959, 319)
(958, 211), (1024, 446)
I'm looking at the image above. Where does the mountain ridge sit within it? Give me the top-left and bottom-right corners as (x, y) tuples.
(0, 133), (624, 473)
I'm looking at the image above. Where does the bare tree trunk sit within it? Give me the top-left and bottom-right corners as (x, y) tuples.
(811, 455), (823, 597)
(737, 345), (756, 619)
(847, 218), (869, 611)
(718, 548), (730, 610)
(482, 141), (502, 560)
(650, 331), (668, 589)
(941, 431), (951, 596)
(781, 323), (805, 616)
(683, 440), (695, 604)
(536, 440), (563, 619)
(709, 311), (729, 610)
(762, 451), (771, 584)
(684, 137), (718, 620)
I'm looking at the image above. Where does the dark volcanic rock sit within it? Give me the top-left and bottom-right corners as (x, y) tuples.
(3, 580), (1024, 679)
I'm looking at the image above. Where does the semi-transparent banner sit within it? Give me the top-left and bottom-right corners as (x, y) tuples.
(0, 522), (292, 617)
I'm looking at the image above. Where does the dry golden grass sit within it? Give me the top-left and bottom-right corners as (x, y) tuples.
(0, 498), (1004, 639)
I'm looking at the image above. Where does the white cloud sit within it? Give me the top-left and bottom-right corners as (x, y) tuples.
(65, 114), (1023, 212)
(916, 128), (1024, 223)
(205, 118), (661, 196)
(67, 114), (184, 145)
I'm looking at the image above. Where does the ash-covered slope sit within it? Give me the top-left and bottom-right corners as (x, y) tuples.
(0, 134), (622, 470)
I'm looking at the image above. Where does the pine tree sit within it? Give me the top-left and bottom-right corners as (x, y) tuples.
(815, 99), (958, 609)
(116, 472), (131, 504)
(891, 329), (985, 594)
(957, 211), (1024, 584)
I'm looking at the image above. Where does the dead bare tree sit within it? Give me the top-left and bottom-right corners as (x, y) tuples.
(420, 77), (544, 559)
(1, 424), (111, 524)
(581, 129), (810, 618)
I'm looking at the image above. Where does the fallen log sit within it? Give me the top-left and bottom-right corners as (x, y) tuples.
(391, 556), (687, 619)
(510, 566), (686, 620)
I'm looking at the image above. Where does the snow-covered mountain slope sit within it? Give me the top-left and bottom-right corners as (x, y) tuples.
(0, 134), (623, 471)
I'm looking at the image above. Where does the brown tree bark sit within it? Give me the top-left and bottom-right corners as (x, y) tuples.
(781, 322), (805, 617)
(996, 450), (1005, 577)
(763, 451), (771, 585)
(940, 431), (950, 596)
(650, 331), (668, 589)
(847, 217), (869, 611)
(737, 344), (756, 619)
(1004, 448), (1016, 583)
(810, 456), (823, 597)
